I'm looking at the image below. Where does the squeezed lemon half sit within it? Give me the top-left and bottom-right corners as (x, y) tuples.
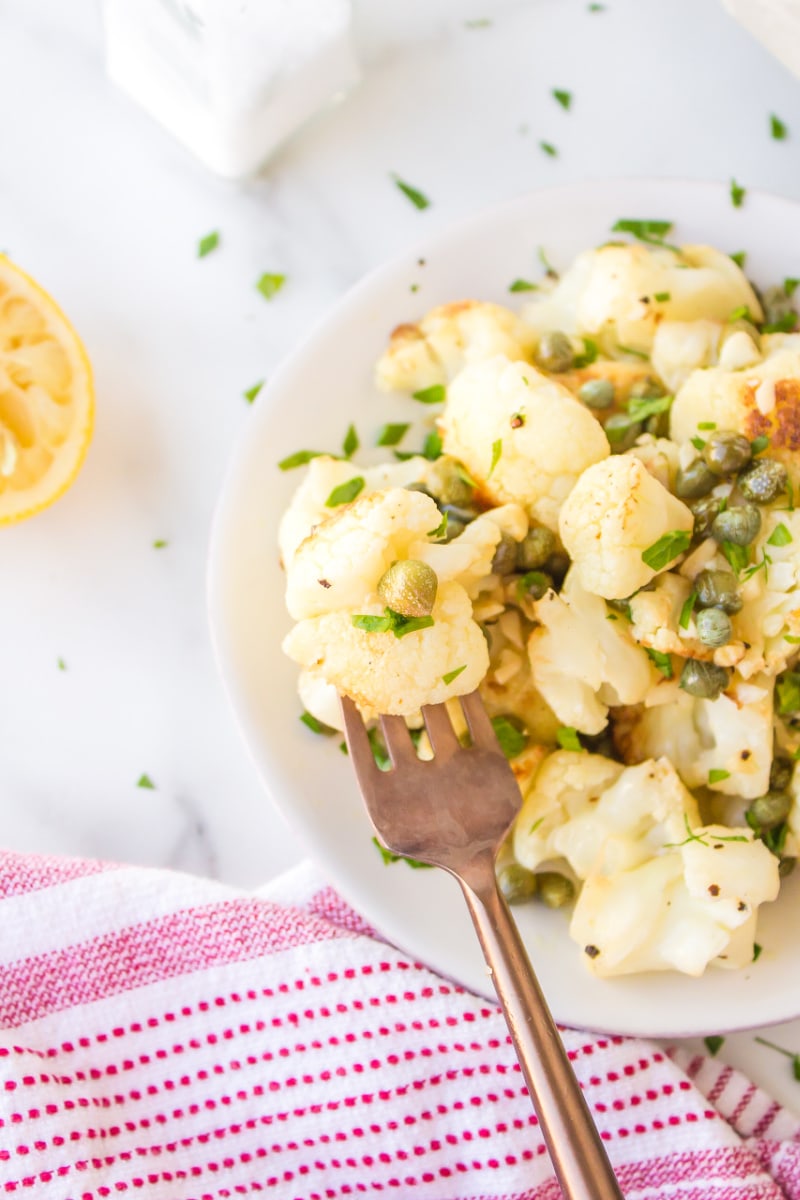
(0, 255), (94, 523)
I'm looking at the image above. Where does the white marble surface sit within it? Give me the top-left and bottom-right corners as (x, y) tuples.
(6, 0), (800, 1107)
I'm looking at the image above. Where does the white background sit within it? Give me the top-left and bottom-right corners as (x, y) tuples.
(5, 0), (800, 1102)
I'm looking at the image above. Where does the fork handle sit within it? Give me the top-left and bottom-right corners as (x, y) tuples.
(458, 869), (624, 1200)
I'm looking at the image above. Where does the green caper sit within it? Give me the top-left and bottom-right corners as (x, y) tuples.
(711, 503), (762, 546)
(545, 552), (570, 587)
(491, 532), (519, 576)
(746, 790), (792, 831)
(605, 413), (642, 453)
(518, 525), (557, 570)
(702, 430), (752, 476)
(377, 559), (438, 617)
(645, 411), (670, 438)
(780, 856), (797, 878)
(676, 459), (718, 499)
(695, 607), (732, 648)
(694, 569), (743, 614)
(629, 375), (665, 400)
(497, 863), (538, 905)
(578, 378), (614, 409)
(738, 458), (788, 504)
(428, 456), (476, 507)
(689, 494), (723, 538)
(537, 872), (576, 909)
(679, 658), (731, 699)
(770, 756), (794, 792)
(535, 331), (574, 373)
(516, 570), (553, 603)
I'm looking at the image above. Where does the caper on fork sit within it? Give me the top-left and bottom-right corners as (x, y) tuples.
(341, 691), (623, 1200)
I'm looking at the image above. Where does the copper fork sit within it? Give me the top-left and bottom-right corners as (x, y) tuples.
(341, 690), (623, 1200)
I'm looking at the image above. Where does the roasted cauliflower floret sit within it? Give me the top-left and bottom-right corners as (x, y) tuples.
(375, 301), (536, 393)
(726, 508), (800, 679)
(440, 355), (609, 530)
(522, 243), (760, 355)
(613, 675), (773, 800)
(670, 350), (800, 486)
(513, 750), (778, 977)
(283, 580), (488, 721)
(651, 320), (723, 392)
(528, 569), (653, 734)
(559, 455), (694, 600)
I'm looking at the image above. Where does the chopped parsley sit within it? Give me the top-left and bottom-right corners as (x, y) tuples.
(300, 711), (336, 735)
(754, 1036), (800, 1081)
(698, 421), (717, 430)
(770, 113), (788, 141)
(428, 512), (448, 540)
(730, 250), (747, 269)
(611, 218), (673, 247)
(691, 436), (706, 452)
(552, 89), (572, 111)
(722, 540), (750, 573)
(704, 1036), (725, 1057)
(256, 272), (286, 300)
(278, 449), (324, 470)
(412, 384), (446, 405)
(785, 278), (800, 298)
(423, 430), (443, 460)
(488, 438), (503, 476)
(325, 476), (365, 507)
(539, 141), (558, 157)
(588, 3), (605, 9)
(646, 648), (673, 679)
(351, 608), (434, 639)
(730, 178), (746, 208)
(509, 278), (538, 293)
(538, 245), (558, 278)
(679, 592), (697, 630)
(137, 774), (155, 790)
(372, 836), (434, 869)
(768, 523), (793, 547)
(708, 769), (730, 784)
(442, 665), (467, 685)
(751, 435), (770, 455)
(785, 635), (800, 644)
(491, 715), (529, 759)
(464, 17), (492, 28)
(615, 343), (649, 360)
(392, 175), (431, 211)
(743, 549), (771, 581)
(664, 814), (748, 849)
(197, 230), (220, 258)
(342, 423), (359, 458)
(654, 291), (671, 302)
(243, 380), (264, 404)
(753, 943), (763, 962)
(376, 422), (410, 447)
(729, 304), (753, 322)
(153, 539), (168, 549)
(641, 530), (691, 571)
(605, 394), (672, 442)
(573, 337), (599, 368)
(763, 313), (798, 333)
(57, 657), (67, 671)
(557, 726), (584, 752)
(777, 671), (800, 715)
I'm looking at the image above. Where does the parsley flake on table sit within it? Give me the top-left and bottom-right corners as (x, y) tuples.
(755, 1036), (800, 1080)
(137, 774), (155, 790)
(539, 141), (558, 157)
(442, 664), (467, 685)
(509, 278), (538, 293)
(704, 1035), (725, 1057)
(57, 657), (67, 671)
(325, 476), (364, 507)
(392, 175), (431, 210)
(256, 272), (286, 300)
(464, 17), (492, 28)
(342, 423), (359, 458)
(153, 539), (168, 549)
(412, 383), (446, 404)
(641, 530), (691, 571)
(491, 715), (529, 759)
(770, 113), (789, 141)
(588, 2), (605, 9)
(243, 380), (264, 404)
(376, 422), (410, 447)
(197, 230), (220, 258)
(552, 88), (572, 111)
(730, 178), (746, 208)
(372, 837), (434, 869)
(278, 449), (324, 471)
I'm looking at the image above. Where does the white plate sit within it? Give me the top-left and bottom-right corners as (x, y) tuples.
(208, 178), (800, 1038)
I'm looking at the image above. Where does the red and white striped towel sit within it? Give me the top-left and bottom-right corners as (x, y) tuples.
(1, 849), (799, 1200)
